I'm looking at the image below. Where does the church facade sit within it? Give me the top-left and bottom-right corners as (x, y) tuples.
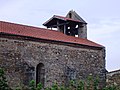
(0, 10), (106, 88)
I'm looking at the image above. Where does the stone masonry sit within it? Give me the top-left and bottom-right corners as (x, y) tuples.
(0, 35), (106, 88)
(106, 70), (120, 87)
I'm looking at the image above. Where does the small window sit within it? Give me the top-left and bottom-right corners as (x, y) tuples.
(36, 63), (45, 87)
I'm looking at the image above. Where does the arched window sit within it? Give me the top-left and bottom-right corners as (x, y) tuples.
(36, 63), (45, 87)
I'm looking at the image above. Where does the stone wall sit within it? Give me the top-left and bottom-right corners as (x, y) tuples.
(0, 35), (106, 88)
(106, 70), (120, 87)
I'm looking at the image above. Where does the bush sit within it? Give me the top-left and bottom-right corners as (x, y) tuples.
(0, 68), (119, 90)
(0, 68), (10, 90)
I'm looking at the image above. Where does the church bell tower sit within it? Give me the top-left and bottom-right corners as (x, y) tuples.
(43, 10), (87, 39)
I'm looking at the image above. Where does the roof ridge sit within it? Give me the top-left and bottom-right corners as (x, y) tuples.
(108, 69), (120, 73)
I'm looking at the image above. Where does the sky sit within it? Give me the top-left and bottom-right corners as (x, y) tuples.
(0, 0), (120, 71)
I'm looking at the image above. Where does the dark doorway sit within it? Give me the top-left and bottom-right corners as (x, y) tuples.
(36, 63), (45, 87)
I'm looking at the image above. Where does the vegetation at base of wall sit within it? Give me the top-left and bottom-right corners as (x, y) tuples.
(0, 68), (120, 90)
(0, 68), (10, 90)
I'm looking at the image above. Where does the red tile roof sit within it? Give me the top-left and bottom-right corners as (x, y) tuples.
(43, 15), (83, 26)
(0, 21), (103, 48)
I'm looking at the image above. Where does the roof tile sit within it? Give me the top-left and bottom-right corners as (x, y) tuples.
(0, 21), (103, 48)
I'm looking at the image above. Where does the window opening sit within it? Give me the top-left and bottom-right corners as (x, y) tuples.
(36, 63), (45, 87)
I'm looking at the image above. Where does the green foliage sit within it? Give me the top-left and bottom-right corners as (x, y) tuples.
(51, 82), (59, 90)
(77, 80), (84, 90)
(15, 87), (21, 90)
(59, 85), (66, 90)
(86, 75), (93, 90)
(29, 80), (36, 90)
(29, 80), (43, 90)
(0, 68), (10, 90)
(93, 76), (99, 90)
(103, 85), (120, 90)
(36, 83), (43, 90)
(0, 68), (120, 90)
(45, 87), (51, 90)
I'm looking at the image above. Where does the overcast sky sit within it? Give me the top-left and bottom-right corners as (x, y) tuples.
(0, 0), (120, 71)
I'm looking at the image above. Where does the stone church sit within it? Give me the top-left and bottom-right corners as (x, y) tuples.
(0, 10), (106, 88)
